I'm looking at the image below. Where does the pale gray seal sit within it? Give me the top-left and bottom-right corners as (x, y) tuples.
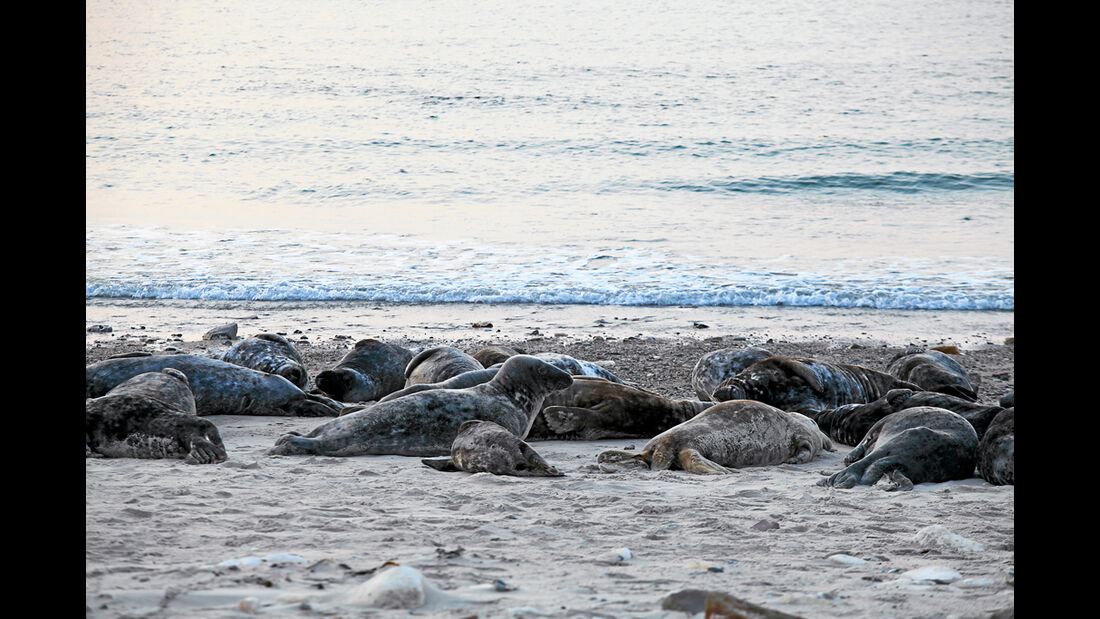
(477, 348), (624, 383)
(711, 356), (920, 415)
(814, 389), (1004, 446)
(404, 346), (483, 386)
(222, 333), (308, 389)
(269, 355), (574, 457)
(86, 354), (340, 417)
(818, 406), (978, 491)
(886, 348), (979, 401)
(597, 400), (833, 474)
(690, 346), (773, 401)
(421, 420), (563, 477)
(314, 339), (414, 402)
(85, 369), (227, 463)
(978, 407), (1013, 485)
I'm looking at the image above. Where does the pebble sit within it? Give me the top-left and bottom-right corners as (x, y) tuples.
(828, 554), (867, 566)
(913, 525), (985, 553)
(203, 323), (238, 340)
(751, 519), (780, 531)
(901, 565), (961, 584)
(87, 325), (112, 333)
(472, 321), (493, 328)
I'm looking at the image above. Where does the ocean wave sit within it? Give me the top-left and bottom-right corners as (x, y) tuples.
(658, 171), (1014, 195)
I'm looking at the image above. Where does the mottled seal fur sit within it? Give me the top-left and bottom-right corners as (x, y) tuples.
(85, 369), (227, 463)
(421, 420), (562, 476)
(314, 339), (414, 402)
(478, 349), (624, 383)
(269, 355), (574, 457)
(814, 389), (1004, 446)
(86, 354), (340, 417)
(378, 368), (500, 403)
(886, 348), (979, 401)
(404, 346), (484, 386)
(690, 346), (773, 401)
(818, 406), (978, 491)
(473, 345), (524, 368)
(222, 333), (308, 389)
(597, 400), (833, 474)
(978, 407), (1013, 485)
(711, 356), (920, 415)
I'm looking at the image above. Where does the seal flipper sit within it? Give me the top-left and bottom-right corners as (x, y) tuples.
(596, 449), (650, 471)
(421, 457), (460, 472)
(542, 406), (590, 435)
(288, 399), (341, 417)
(517, 442), (564, 477)
(677, 448), (735, 475)
(269, 434), (321, 456)
(883, 469), (914, 492)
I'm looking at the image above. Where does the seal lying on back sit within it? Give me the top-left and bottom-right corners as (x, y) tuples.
(86, 354), (340, 417)
(314, 339), (414, 402)
(528, 377), (714, 440)
(886, 349), (979, 401)
(421, 420), (563, 477)
(597, 400), (833, 474)
(222, 333), (308, 389)
(978, 407), (1013, 485)
(86, 369), (227, 463)
(711, 356), (920, 415)
(814, 389), (1004, 446)
(818, 406), (978, 491)
(404, 346), (484, 386)
(690, 346), (773, 401)
(268, 355), (574, 457)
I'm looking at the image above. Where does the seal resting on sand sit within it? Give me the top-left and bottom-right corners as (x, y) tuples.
(814, 389), (1004, 446)
(404, 346), (484, 386)
(818, 406), (978, 491)
(597, 400), (833, 474)
(314, 339), (414, 402)
(378, 368), (500, 403)
(978, 407), (1013, 485)
(690, 346), (773, 401)
(222, 333), (309, 389)
(269, 355), (574, 457)
(86, 369), (227, 464)
(421, 420), (563, 476)
(886, 348), (979, 401)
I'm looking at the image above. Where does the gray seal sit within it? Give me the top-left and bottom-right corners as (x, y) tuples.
(378, 368), (500, 403)
(222, 333), (308, 389)
(421, 420), (563, 477)
(86, 354), (340, 417)
(978, 407), (1013, 485)
(690, 346), (774, 401)
(269, 355), (574, 457)
(404, 346), (484, 386)
(886, 348), (979, 401)
(473, 345), (524, 368)
(477, 348), (625, 383)
(999, 391), (1014, 408)
(818, 406), (978, 491)
(597, 400), (833, 474)
(86, 369), (227, 463)
(711, 356), (920, 415)
(814, 388), (1004, 446)
(314, 339), (414, 402)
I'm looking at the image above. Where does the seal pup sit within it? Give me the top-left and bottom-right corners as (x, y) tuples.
(86, 369), (227, 463)
(86, 354), (340, 417)
(404, 346), (484, 387)
(978, 407), (1013, 485)
(421, 420), (563, 476)
(711, 356), (920, 415)
(269, 355), (574, 457)
(597, 400), (833, 474)
(814, 389), (1004, 446)
(818, 406), (978, 491)
(473, 345), (524, 368)
(314, 339), (414, 402)
(222, 333), (308, 389)
(886, 348), (979, 401)
(379, 368), (500, 403)
(690, 346), (773, 401)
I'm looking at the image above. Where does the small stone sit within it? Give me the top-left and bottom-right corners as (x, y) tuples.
(901, 565), (961, 584)
(239, 597), (259, 614)
(1003, 337), (1014, 345)
(931, 345), (960, 354)
(203, 323), (238, 340)
(87, 325), (112, 333)
(293, 329), (302, 334)
(692, 322), (710, 329)
(471, 321), (493, 328)
(751, 519), (779, 532)
(913, 525), (985, 553)
(828, 554), (867, 566)
(992, 372), (1010, 380)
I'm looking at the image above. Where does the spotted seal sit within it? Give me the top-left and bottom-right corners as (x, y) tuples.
(886, 348), (979, 401)
(314, 339), (414, 402)
(978, 407), (1013, 485)
(690, 346), (773, 401)
(222, 333), (308, 389)
(421, 420), (563, 476)
(814, 388), (1004, 446)
(404, 346), (484, 387)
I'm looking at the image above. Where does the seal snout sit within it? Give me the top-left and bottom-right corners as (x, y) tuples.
(315, 369), (349, 400)
(280, 365), (306, 389)
(712, 381), (746, 402)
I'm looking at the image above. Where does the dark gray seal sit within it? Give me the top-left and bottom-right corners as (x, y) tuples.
(421, 420), (563, 477)
(597, 400), (833, 474)
(814, 388), (1004, 446)
(222, 333), (308, 389)
(711, 356), (920, 415)
(86, 354), (340, 417)
(268, 355), (574, 457)
(886, 348), (979, 401)
(378, 368), (500, 403)
(314, 338), (414, 402)
(978, 407), (1013, 485)
(818, 406), (978, 491)
(404, 346), (484, 386)
(690, 346), (774, 401)
(473, 345), (524, 368)
(85, 369), (227, 463)
(999, 391), (1014, 408)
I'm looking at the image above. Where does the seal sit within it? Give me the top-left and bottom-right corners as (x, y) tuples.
(814, 388), (1004, 446)
(378, 368), (500, 403)
(999, 391), (1014, 408)
(977, 407), (1013, 485)
(421, 420), (563, 477)
(85, 368), (227, 463)
(710, 356), (920, 415)
(526, 353), (625, 383)
(269, 355), (574, 457)
(818, 406), (978, 491)
(222, 333), (308, 389)
(529, 377), (715, 440)
(314, 339), (414, 402)
(86, 354), (341, 417)
(404, 346), (484, 387)
(886, 348), (979, 401)
(597, 400), (834, 474)
(473, 345), (524, 368)
(690, 346), (773, 401)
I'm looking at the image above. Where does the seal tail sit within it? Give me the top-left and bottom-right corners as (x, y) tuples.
(268, 434), (321, 456)
(421, 457), (460, 472)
